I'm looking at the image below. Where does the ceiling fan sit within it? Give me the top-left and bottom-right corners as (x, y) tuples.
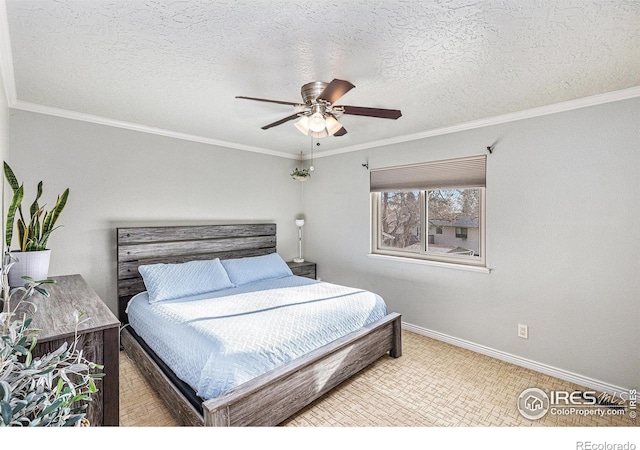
(236, 78), (402, 138)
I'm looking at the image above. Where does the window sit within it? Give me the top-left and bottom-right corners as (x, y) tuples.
(370, 156), (486, 268)
(379, 191), (421, 252)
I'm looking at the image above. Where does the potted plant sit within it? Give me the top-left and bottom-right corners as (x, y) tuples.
(291, 167), (311, 181)
(0, 253), (102, 426)
(3, 162), (69, 287)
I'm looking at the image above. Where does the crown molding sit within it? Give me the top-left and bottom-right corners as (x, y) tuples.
(311, 85), (640, 159)
(0, 2), (298, 160)
(1, 0), (639, 161)
(9, 85), (640, 161)
(10, 100), (300, 160)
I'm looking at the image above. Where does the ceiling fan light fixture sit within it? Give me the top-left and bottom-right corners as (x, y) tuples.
(308, 111), (326, 132)
(238, 78), (401, 137)
(294, 116), (310, 135)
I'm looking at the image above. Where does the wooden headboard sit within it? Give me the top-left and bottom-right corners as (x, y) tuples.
(116, 223), (277, 322)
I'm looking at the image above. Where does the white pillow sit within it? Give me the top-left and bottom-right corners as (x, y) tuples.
(138, 258), (234, 303)
(221, 253), (293, 286)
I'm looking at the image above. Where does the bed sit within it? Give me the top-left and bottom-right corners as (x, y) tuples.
(117, 223), (402, 426)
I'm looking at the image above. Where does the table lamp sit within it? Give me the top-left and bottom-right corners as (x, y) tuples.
(294, 219), (305, 263)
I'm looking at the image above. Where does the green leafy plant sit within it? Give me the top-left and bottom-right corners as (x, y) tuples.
(291, 167), (311, 180)
(4, 162), (70, 252)
(0, 253), (102, 426)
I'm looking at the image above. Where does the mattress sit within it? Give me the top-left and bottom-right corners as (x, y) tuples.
(127, 275), (388, 400)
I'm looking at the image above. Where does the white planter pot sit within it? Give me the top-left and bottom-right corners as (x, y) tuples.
(8, 250), (52, 287)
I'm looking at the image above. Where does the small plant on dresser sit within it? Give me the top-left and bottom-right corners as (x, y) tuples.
(3, 161), (70, 287)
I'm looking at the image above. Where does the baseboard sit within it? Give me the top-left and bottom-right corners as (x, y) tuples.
(402, 322), (630, 397)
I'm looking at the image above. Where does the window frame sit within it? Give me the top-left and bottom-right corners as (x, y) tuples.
(371, 187), (486, 269)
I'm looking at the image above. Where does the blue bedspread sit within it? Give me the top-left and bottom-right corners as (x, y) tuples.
(127, 275), (388, 400)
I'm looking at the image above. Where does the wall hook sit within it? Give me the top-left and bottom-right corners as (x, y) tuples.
(487, 139), (500, 154)
(362, 163), (369, 169)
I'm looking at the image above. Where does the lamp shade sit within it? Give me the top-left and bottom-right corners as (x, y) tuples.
(294, 111), (337, 138)
(295, 219), (305, 227)
(325, 116), (342, 135)
(294, 116), (310, 135)
(308, 112), (326, 132)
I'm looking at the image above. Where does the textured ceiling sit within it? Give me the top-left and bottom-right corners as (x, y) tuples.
(3, 0), (640, 158)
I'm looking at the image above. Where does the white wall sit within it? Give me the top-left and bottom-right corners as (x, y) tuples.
(0, 71), (7, 244)
(0, 70), (9, 254)
(7, 110), (304, 314)
(304, 98), (640, 390)
(0, 71), (6, 162)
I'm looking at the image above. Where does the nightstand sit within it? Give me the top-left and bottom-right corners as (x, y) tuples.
(287, 261), (317, 279)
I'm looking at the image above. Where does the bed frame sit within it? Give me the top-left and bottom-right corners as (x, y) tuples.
(117, 223), (402, 426)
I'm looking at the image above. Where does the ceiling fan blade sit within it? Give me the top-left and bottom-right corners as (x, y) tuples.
(339, 105), (402, 120)
(316, 79), (355, 104)
(333, 127), (347, 136)
(236, 96), (303, 107)
(261, 113), (300, 130)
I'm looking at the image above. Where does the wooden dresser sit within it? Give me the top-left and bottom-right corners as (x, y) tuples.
(20, 274), (120, 426)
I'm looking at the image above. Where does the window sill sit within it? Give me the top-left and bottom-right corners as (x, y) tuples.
(367, 253), (491, 273)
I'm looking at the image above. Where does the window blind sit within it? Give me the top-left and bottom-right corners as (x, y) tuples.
(370, 155), (486, 192)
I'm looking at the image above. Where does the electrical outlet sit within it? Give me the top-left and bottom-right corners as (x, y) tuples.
(518, 324), (528, 339)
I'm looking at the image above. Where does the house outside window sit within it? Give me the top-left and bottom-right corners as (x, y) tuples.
(370, 156), (486, 268)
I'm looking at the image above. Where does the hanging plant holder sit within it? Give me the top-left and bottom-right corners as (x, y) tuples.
(291, 168), (311, 181)
(290, 137), (315, 181)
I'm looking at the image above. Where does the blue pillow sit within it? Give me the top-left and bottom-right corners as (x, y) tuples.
(138, 258), (234, 303)
(221, 253), (293, 286)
